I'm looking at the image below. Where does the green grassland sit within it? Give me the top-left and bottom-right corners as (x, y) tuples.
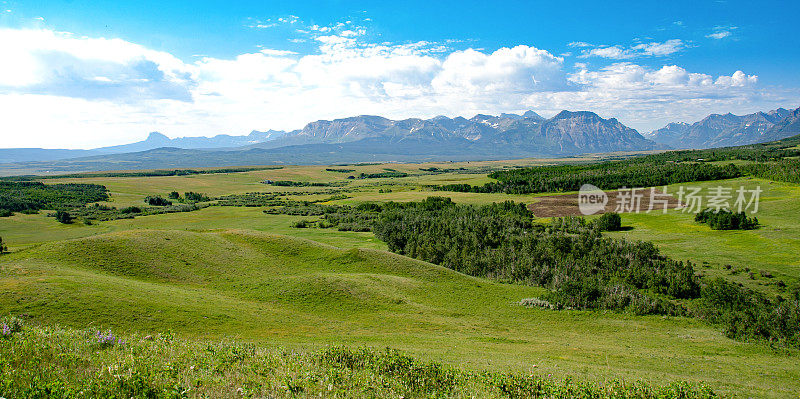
(1, 229), (798, 397)
(2, 325), (723, 399)
(607, 178), (800, 293)
(2, 160), (800, 397)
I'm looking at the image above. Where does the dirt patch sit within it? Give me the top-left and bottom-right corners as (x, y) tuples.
(528, 188), (681, 217)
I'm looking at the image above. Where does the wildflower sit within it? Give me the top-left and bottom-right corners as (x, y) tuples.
(1, 323), (10, 336)
(96, 330), (117, 346)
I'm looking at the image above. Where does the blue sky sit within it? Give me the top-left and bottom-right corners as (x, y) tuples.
(1, 0), (799, 148)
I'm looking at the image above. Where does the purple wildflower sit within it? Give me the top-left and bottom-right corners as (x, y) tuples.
(96, 330), (117, 345)
(1, 323), (10, 336)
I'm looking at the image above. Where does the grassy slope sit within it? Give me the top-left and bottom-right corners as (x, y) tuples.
(0, 325), (719, 399)
(1, 229), (798, 398)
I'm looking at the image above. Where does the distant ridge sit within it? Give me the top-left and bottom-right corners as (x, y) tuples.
(0, 109), (658, 175)
(96, 130), (287, 154)
(647, 106), (798, 148)
(251, 110), (656, 155)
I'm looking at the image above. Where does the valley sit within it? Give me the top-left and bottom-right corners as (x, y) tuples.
(2, 136), (800, 397)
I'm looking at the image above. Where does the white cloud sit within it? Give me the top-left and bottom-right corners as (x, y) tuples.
(257, 48), (298, 56)
(579, 39), (687, 59)
(706, 26), (737, 40)
(632, 39), (686, 56)
(0, 28), (191, 100)
(706, 30), (734, 40)
(0, 27), (794, 149)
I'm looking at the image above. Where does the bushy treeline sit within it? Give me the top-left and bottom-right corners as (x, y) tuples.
(366, 198), (799, 346)
(168, 191), (211, 202)
(697, 279), (800, 346)
(0, 181), (108, 214)
(372, 198), (695, 315)
(358, 171), (409, 178)
(439, 162), (743, 194)
(419, 166), (468, 173)
(265, 180), (333, 187)
(65, 202), (206, 222)
(744, 158), (800, 184)
(695, 209), (759, 230)
(144, 195), (172, 206)
(216, 192), (283, 207)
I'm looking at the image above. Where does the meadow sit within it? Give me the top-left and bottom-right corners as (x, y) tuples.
(1, 155), (800, 398)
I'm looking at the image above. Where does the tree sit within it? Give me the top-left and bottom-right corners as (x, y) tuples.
(168, 191), (180, 199)
(595, 212), (622, 231)
(55, 210), (73, 224)
(184, 192), (209, 202)
(144, 196), (172, 206)
(0, 236), (7, 254)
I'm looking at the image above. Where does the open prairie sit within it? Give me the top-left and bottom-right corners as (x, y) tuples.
(2, 157), (800, 398)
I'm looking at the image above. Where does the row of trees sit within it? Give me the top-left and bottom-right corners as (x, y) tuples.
(436, 134), (800, 195)
(439, 162), (744, 194)
(0, 181), (109, 214)
(168, 191), (211, 202)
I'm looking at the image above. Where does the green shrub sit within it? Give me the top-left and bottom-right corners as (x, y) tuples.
(695, 209), (759, 230)
(54, 210), (73, 224)
(183, 191), (209, 202)
(144, 196), (172, 206)
(594, 212), (622, 231)
(291, 219), (312, 228)
(120, 206), (142, 214)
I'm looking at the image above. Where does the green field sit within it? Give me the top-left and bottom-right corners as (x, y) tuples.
(608, 178), (800, 293)
(2, 161), (800, 398)
(2, 229), (799, 397)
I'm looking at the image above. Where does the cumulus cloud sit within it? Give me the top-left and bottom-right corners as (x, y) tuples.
(0, 28), (192, 101)
(0, 27), (793, 148)
(531, 63), (766, 131)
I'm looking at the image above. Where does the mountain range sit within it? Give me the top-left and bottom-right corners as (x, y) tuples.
(646, 107), (799, 148)
(1, 105), (798, 175)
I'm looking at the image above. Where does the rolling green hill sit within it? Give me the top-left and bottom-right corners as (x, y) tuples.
(1, 229), (799, 397)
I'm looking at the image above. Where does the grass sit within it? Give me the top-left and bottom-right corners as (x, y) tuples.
(1, 230), (799, 397)
(607, 178), (800, 293)
(0, 324), (720, 399)
(3, 162), (800, 397)
(0, 207), (385, 251)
